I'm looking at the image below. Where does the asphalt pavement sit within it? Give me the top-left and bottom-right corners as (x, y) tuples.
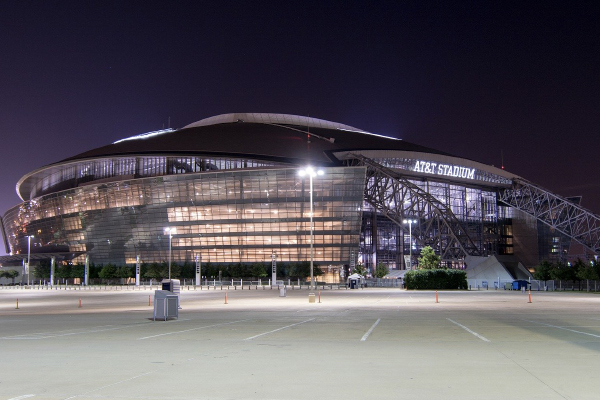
(1, 287), (599, 400)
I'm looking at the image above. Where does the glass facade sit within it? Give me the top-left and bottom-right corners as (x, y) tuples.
(359, 176), (503, 270)
(24, 155), (288, 199)
(2, 148), (569, 272)
(4, 167), (365, 266)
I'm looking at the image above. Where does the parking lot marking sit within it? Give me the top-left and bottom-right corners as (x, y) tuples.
(0, 322), (150, 340)
(360, 318), (381, 341)
(7, 395), (35, 400)
(524, 319), (600, 339)
(138, 319), (250, 340)
(63, 370), (157, 400)
(447, 318), (490, 342)
(243, 318), (315, 341)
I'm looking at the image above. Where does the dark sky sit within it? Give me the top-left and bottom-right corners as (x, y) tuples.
(1, 1), (599, 256)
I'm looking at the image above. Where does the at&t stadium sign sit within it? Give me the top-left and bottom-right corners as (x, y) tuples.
(413, 160), (475, 180)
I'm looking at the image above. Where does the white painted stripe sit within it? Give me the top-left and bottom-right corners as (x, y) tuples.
(62, 370), (157, 400)
(524, 319), (600, 339)
(7, 395), (35, 400)
(244, 318), (315, 341)
(138, 319), (249, 340)
(360, 318), (381, 341)
(0, 322), (151, 340)
(447, 318), (490, 342)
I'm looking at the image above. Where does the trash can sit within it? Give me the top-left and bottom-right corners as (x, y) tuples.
(512, 280), (528, 290)
(308, 293), (316, 303)
(279, 286), (287, 297)
(153, 290), (179, 321)
(161, 279), (181, 308)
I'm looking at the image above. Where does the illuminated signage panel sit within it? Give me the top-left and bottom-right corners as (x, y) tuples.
(413, 160), (475, 180)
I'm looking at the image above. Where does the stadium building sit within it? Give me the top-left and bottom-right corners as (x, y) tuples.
(1, 113), (599, 283)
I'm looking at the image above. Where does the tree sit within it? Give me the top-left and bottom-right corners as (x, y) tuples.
(251, 262), (267, 279)
(533, 261), (553, 287)
(119, 266), (135, 280)
(180, 261), (195, 279)
(55, 264), (72, 282)
(374, 262), (389, 278)
(289, 261), (323, 280)
(1, 269), (20, 285)
(33, 263), (51, 279)
(202, 262), (216, 279)
(99, 263), (118, 283)
(89, 263), (100, 279)
(230, 263), (244, 278)
(352, 262), (367, 276)
(144, 262), (167, 281)
(418, 246), (441, 270)
(550, 262), (571, 290)
(576, 259), (598, 292)
(71, 264), (85, 280)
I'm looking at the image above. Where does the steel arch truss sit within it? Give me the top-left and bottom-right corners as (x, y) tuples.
(499, 178), (600, 255)
(350, 155), (482, 261)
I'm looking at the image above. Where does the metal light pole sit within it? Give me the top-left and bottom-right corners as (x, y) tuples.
(299, 167), (324, 289)
(164, 227), (176, 279)
(403, 219), (417, 270)
(26, 235), (33, 286)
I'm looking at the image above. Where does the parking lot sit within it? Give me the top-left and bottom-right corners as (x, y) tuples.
(1, 287), (599, 400)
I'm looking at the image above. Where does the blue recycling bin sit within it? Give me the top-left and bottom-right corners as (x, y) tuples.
(512, 280), (528, 290)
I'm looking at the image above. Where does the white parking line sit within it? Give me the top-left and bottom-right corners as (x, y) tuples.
(138, 319), (250, 340)
(244, 318), (315, 341)
(62, 370), (157, 400)
(0, 322), (151, 340)
(7, 395), (35, 400)
(447, 318), (490, 342)
(524, 319), (600, 339)
(360, 318), (381, 341)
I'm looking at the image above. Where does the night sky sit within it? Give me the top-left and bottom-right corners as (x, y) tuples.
(1, 1), (599, 256)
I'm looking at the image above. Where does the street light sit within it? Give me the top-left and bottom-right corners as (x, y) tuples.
(299, 166), (324, 289)
(403, 219), (417, 270)
(164, 227), (176, 279)
(26, 235), (34, 286)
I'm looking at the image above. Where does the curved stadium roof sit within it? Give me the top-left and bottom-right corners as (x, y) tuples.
(17, 113), (515, 201)
(61, 113), (450, 165)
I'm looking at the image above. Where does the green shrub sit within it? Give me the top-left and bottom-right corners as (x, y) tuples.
(404, 269), (468, 290)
